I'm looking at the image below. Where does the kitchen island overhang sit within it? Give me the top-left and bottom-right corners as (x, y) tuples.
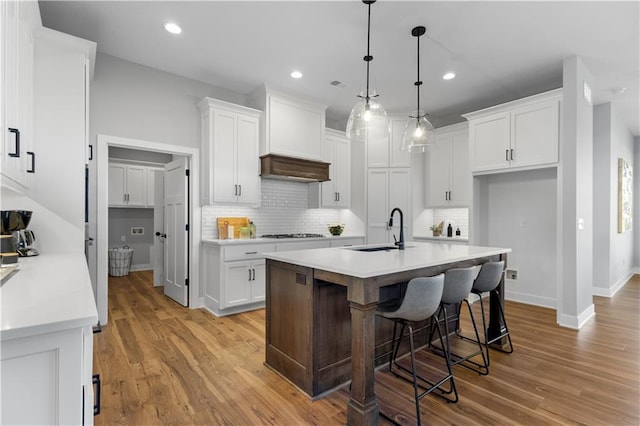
(264, 242), (511, 426)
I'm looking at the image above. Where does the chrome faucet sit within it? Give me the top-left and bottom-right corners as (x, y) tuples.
(388, 207), (405, 250)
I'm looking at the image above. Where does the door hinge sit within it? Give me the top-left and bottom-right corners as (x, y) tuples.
(185, 223), (189, 231)
(185, 278), (189, 287)
(185, 169), (190, 177)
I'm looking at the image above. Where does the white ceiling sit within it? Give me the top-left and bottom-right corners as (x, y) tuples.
(39, 1), (640, 135)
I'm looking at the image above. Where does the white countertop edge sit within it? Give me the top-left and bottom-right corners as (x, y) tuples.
(1, 253), (99, 341)
(1, 315), (98, 341)
(202, 235), (365, 245)
(264, 243), (511, 279)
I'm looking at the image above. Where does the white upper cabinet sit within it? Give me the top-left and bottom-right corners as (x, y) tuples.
(367, 168), (411, 245)
(198, 97), (261, 206)
(108, 162), (160, 208)
(250, 85), (326, 161)
(309, 128), (350, 208)
(463, 89), (561, 174)
(426, 123), (470, 207)
(367, 116), (411, 168)
(1, 0), (38, 190)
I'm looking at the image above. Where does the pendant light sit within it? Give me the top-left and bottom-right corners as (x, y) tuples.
(346, 0), (388, 141)
(401, 26), (436, 152)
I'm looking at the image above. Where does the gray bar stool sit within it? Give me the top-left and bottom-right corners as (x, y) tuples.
(376, 274), (456, 426)
(468, 260), (513, 368)
(429, 266), (488, 375)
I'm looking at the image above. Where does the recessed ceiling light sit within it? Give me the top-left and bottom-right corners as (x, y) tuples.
(290, 70), (303, 79)
(164, 22), (182, 34)
(443, 72), (456, 80)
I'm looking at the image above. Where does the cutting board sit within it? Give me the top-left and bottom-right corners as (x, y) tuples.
(217, 217), (249, 239)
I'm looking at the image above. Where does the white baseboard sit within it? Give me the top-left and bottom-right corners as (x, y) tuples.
(504, 291), (556, 309)
(130, 263), (152, 272)
(202, 301), (265, 317)
(592, 272), (635, 298)
(558, 304), (595, 329)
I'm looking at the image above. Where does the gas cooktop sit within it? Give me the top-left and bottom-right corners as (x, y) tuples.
(261, 233), (325, 239)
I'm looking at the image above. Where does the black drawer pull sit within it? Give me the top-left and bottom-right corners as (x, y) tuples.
(8, 128), (20, 157)
(245, 251), (258, 255)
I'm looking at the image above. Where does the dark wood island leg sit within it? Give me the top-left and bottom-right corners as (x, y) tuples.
(347, 301), (379, 426)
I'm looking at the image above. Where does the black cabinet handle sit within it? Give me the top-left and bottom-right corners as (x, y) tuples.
(8, 128), (20, 157)
(88, 144), (93, 161)
(93, 374), (101, 416)
(26, 151), (35, 173)
(505, 149), (509, 161)
(238, 184), (242, 196)
(510, 149), (514, 161)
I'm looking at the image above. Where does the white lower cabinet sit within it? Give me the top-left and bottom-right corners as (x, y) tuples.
(1, 326), (95, 425)
(203, 242), (276, 316)
(223, 259), (266, 307)
(203, 237), (364, 316)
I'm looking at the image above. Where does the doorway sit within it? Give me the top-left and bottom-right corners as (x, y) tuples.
(95, 134), (201, 325)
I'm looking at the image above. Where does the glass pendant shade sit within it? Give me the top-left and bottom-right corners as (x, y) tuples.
(401, 111), (436, 153)
(346, 92), (389, 141)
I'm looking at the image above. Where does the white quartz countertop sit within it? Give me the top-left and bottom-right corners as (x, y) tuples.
(202, 235), (365, 246)
(264, 242), (510, 279)
(1, 253), (98, 341)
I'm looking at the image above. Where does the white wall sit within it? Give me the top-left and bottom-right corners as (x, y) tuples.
(635, 136), (640, 269)
(592, 103), (635, 297)
(593, 104), (611, 292)
(108, 207), (154, 267)
(559, 56), (595, 328)
(474, 169), (558, 308)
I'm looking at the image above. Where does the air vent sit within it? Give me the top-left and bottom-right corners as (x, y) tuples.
(329, 80), (347, 88)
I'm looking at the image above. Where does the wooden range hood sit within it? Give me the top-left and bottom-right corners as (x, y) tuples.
(260, 154), (330, 182)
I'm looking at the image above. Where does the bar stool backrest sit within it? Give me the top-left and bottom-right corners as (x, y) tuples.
(380, 274), (444, 322)
(472, 261), (505, 293)
(442, 267), (477, 304)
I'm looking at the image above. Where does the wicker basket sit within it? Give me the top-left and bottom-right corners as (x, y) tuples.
(108, 247), (134, 277)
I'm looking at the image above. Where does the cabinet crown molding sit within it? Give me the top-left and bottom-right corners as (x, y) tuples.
(462, 88), (562, 121)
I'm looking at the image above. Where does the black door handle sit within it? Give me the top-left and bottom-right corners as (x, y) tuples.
(155, 232), (166, 238)
(88, 144), (93, 161)
(93, 374), (101, 415)
(27, 151), (35, 173)
(8, 128), (20, 157)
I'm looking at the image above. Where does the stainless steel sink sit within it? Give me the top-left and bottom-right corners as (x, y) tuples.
(351, 246), (398, 252)
(350, 245), (415, 252)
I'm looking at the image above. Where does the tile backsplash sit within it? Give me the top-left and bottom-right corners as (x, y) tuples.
(432, 208), (469, 237)
(202, 179), (340, 239)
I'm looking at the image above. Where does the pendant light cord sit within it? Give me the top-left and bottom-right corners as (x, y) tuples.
(365, 1), (372, 100)
(416, 34), (421, 113)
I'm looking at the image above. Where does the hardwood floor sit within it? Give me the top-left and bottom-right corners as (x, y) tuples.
(95, 271), (639, 425)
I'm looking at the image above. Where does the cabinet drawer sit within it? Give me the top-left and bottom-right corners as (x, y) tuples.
(223, 244), (276, 261)
(276, 240), (330, 252)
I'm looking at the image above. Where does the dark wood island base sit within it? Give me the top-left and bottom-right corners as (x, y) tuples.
(265, 245), (509, 426)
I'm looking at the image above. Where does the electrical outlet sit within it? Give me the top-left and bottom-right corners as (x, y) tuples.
(506, 269), (518, 280)
(131, 227), (144, 235)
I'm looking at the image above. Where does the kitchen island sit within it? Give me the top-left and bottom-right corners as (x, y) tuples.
(264, 242), (510, 426)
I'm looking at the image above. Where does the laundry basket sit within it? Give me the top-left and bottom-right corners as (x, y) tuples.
(108, 247), (134, 277)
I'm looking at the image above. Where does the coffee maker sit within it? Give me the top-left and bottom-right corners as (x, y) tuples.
(1, 210), (39, 257)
